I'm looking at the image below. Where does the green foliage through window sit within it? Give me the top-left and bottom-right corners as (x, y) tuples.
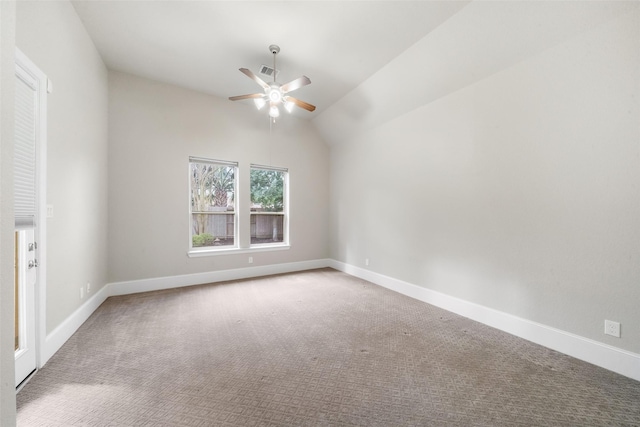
(192, 233), (215, 247)
(250, 169), (284, 212)
(189, 158), (237, 248)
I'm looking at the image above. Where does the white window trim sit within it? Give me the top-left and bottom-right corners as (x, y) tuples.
(188, 157), (238, 254)
(187, 244), (290, 258)
(187, 160), (291, 257)
(249, 164), (289, 248)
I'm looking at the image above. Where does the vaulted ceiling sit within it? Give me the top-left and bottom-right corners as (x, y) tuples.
(71, 1), (469, 119)
(71, 1), (637, 145)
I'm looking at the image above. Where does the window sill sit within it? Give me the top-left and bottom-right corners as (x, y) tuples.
(187, 244), (290, 258)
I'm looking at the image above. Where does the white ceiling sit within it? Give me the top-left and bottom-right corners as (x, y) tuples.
(71, 0), (637, 131)
(71, 1), (470, 119)
(313, 0), (639, 145)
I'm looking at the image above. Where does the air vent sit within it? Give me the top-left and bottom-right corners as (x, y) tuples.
(259, 64), (279, 78)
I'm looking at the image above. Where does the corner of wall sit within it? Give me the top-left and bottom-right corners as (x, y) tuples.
(0, 1), (18, 424)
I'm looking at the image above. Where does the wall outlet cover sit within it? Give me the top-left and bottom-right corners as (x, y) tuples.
(604, 320), (621, 338)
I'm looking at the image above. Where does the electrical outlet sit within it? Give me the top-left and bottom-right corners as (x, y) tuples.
(80, 286), (84, 300)
(248, 256), (253, 264)
(604, 320), (621, 338)
(47, 204), (54, 218)
(87, 282), (91, 294)
(365, 258), (369, 266)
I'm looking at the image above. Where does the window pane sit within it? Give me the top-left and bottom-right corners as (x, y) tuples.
(190, 161), (236, 248)
(250, 168), (286, 245)
(250, 213), (284, 244)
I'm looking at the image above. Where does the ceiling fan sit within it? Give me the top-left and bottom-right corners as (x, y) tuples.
(229, 45), (316, 121)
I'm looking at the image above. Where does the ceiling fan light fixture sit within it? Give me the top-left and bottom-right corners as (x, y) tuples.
(229, 45), (316, 122)
(268, 88), (282, 103)
(254, 97), (266, 110)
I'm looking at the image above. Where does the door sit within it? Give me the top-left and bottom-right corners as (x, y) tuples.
(14, 48), (47, 387)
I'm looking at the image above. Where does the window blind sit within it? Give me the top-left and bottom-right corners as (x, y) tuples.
(14, 73), (37, 228)
(250, 163), (288, 173)
(189, 156), (238, 167)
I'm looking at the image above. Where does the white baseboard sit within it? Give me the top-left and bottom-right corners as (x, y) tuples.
(41, 259), (331, 365)
(41, 283), (110, 366)
(109, 259), (331, 296)
(41, 258), (639, 383)
(328, 260), (640, 382)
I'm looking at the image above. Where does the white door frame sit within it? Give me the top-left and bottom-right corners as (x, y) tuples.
(15, 47), (47, 385)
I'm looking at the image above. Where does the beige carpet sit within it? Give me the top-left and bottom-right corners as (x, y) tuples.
(17, 268), (640, 426)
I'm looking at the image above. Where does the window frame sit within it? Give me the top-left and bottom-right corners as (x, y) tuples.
(186, 158), (291, 257)
(249, 164), (289, 249)
(188, 157), (238, 255)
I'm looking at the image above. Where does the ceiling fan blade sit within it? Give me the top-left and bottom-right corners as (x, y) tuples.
(229, 93), (266, 101)
(239, 68), (270, 90)
(281, 76), (311, 94)
(285, 96), (316, 112)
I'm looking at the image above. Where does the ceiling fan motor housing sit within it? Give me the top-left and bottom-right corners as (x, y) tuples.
(268, 83), (282, 102)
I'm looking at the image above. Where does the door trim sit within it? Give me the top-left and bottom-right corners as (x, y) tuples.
(15, 48), (47, 377)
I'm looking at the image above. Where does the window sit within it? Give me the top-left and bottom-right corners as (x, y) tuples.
(250, 164), (288, 246)
(189, 157), (237, 251)
(188, 159), (289, 256)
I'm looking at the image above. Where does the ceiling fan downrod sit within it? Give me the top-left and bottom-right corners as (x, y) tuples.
(269, 44), (280, 83)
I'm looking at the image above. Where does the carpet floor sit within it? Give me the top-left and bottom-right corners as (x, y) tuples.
(16, 268), (640, 426)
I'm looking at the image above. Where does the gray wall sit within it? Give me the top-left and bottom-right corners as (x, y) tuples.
(322, 7), (640, 353)
(0, 1), (17, 424)
(3, 4), (638, 424)
(108, 71), (330, 283)
(15, 0), (109, 334)
(4, 3), (329, 422)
